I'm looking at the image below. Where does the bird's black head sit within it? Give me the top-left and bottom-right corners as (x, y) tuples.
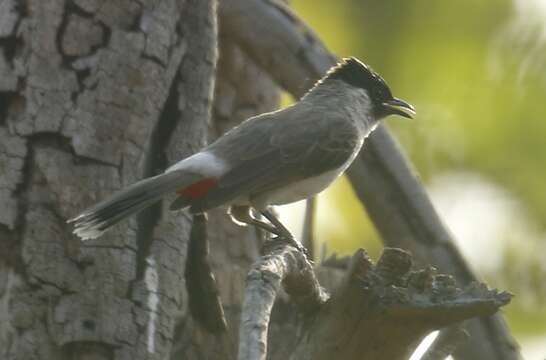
(327, 57), (415, 119)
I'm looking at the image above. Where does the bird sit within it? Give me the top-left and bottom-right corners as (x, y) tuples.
(68, 57), (415, 241)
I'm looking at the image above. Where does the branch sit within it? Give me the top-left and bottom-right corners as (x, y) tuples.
(218, 1), (520, 358)
(238, 240), (328, 360)
(185, 214), (227, 333)
(421, 326), (469, 360)
(291, 248), (511, 360)
(219, 0), (335, 97)
(301, 198), (316, 259)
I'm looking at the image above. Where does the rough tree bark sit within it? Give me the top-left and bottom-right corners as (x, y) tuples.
(0, 0), (220, 358)
(0, 1), (514, 360)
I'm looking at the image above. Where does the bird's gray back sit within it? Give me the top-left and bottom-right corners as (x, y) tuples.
(191, 102), (364, 212)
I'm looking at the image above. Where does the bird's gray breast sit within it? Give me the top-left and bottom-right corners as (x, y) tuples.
(252, 168), (341, 207)
(251, 131), (363, 208)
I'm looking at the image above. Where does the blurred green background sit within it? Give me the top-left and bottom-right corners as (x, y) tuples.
(283, 0), (546, 358)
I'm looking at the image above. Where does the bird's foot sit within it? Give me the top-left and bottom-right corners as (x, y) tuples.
(265, 223), (309, 257)
(238, 207), (309, 257)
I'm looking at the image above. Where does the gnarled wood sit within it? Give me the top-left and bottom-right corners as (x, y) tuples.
(238, 239), (327, 360)
(290, 249), (511, 360)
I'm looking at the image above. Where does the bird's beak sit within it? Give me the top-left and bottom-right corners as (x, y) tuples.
(383, 97), (416, 119)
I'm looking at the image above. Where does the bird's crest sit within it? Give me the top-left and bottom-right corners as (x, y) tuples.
(327, 57), (390, 93)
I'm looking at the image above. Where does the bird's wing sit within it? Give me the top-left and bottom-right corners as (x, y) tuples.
(192, 111), (361, 211)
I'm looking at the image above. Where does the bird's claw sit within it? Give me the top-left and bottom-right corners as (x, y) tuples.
(271, 234), (309, 257)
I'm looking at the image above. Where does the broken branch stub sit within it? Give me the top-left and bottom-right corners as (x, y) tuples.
(290, 248), (512, 360)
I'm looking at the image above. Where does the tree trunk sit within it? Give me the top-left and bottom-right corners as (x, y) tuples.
(0, 0), (219, 358)
(0, 1), (514, 359)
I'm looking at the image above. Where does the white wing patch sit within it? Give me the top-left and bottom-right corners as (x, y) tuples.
(165, 151), (227, 177)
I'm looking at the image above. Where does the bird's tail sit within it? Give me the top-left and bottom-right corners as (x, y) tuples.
(68, 170), (201, 240)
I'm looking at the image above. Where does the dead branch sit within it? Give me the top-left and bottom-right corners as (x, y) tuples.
(238, 240), (328, 360)
(218, 1), (520, 358)
(290, 248), (511, 360)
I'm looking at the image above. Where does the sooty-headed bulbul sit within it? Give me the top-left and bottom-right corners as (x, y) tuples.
(69, 57), (415, 241)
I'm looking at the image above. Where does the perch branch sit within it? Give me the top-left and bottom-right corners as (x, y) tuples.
(218, 1), (520, 358)
(290, 248), (511, 360)
(238, 239), (328, 360)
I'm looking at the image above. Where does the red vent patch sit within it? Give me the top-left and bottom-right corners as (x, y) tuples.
(177, 178), (218, 199)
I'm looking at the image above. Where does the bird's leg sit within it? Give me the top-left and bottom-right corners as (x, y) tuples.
(229, 205), (281, 235)
(260, 208), (308, 255)
(260, 209), (293, 240)
(231, 206), (306, 254)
